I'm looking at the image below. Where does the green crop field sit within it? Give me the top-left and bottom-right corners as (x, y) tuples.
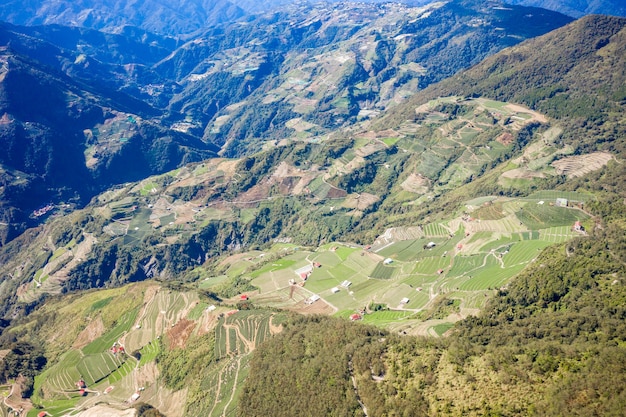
(249, 258), (298, 278)
(362, 310), (417, 326)
(517, 204), (587, 229)
(539, 226), (578, 243)
(82, 309), (138, 355)
(125, 208), (153, 241)
(370, 263), (397, 279)
(76, 352), (125, 386)
(525, 190), (593, 202)
(412, 257), (450, 275)
(448, 255), (485, 276)
(432, 322), (455, 336)
(187, 302), (210, 320)
(139, 339), (161, 367)
(423, 223), (449, 237)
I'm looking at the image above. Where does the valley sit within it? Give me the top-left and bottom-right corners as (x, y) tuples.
(0, 2), (625, 417)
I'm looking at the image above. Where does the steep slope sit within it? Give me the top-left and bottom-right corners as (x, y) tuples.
(0, 1), (573, 246)
(0, 44), (219, 244)
(1, 11), (626, 417)
(377, 14), (626, 163)
(158, 0), (572, 155)
(507, 0), (626, 18)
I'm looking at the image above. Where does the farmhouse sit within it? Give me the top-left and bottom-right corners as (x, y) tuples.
(295, 264), (313, 277)
(305, 294), (321, 304)
(426, 242), (436, 249)
(313, 262), (322, 268)
(400, 297), (409, 304)
(573, 221), (584, 232)
(350, 313), (362, 321)
(240, 294), (249, 301)
(341, 280), (352, 288)
(556, 198), (568, 207)
(383, 258), (393, 265)
(331, 287), (340, 293)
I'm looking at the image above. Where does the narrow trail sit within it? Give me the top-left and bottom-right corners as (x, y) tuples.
(348, 357), (368, 417)
(221, 357), (242, 416)
(208, 364), (224, 417)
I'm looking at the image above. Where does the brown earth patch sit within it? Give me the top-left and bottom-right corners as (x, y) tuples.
(234, 180), (271, 206)
(166, 319), (196, 349)
(342, 193), (380, 210)
(501, 168), (546, 180)
(496, 132), (514, 145)
(4, 376), (33, 415)
(551, 152), (613, 178)
(73, 316), (106, 349)
(400, 173), (430, 194)
(326, 186), (348, 199)
(269, 315), (283, 335)
(355, 142), (386, 158)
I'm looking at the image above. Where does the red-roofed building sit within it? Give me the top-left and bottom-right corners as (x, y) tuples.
(240, 294), (248, 301)
(350, 313), (362, 321)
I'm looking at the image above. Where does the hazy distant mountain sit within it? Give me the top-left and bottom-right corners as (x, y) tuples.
(506, 0), (626, 17)
(0, 0), (246, 37)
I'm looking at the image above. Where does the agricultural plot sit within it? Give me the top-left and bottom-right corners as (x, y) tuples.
(525, 190), (593, 203)
(448, 255), (485, 276)
(539, 226), (578, 243)
(41, 349), (128, 396)
(214, 311), (274, 359)
(501, 241), (551, 268)
(369, 263), (397, 279)
(82, 309), (138, 355)
(123, 208), (153, 245)
(423, 223), (449, 237)
(125, 291), (198, 351)
(517, 204), (588, 230)
(76, 352), (126, 386)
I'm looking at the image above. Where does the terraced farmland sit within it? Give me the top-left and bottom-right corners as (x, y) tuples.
(218, 192), (590, 336)
(214, 311), (275, 359)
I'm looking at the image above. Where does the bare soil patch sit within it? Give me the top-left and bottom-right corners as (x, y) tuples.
(551, 152), (613, 177)
(504, 104), (548, 123)
(496, 132), (514, 145)
(501, 168), (546, 180)
(73, 316), (106, 349)
(4, 376), (33, 415)
(401, 173), (430, 194)
(342, 193), (380, 210)
(166, 319), (196, 349)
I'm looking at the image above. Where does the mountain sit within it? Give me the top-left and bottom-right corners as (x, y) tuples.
(0, 7), (625, 417)
(0, 23), (219, 244)
(158, 0), (572, 155)
(0, 9), (624, 417)
(506, 0), (626, 18)
(0, 0), (246, 38)
(0, 0), (573, 244)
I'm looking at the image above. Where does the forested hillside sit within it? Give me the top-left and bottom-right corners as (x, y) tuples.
(0, 6), (625, 417)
